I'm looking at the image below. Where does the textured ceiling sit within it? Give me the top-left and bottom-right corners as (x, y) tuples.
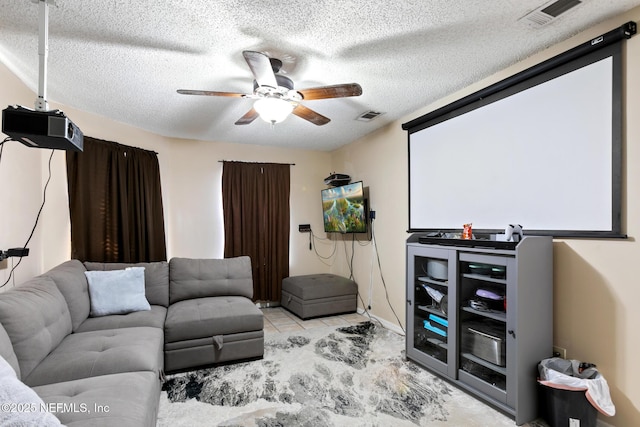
(0, 0), (639, 151)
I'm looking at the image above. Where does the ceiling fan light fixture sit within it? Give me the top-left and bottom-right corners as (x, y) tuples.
(254, 97), (294, 124)
(178, 51), (362, 127)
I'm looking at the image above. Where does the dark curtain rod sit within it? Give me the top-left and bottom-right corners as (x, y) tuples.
(85, 136), (158, 155)
(218, 160), (295, 165)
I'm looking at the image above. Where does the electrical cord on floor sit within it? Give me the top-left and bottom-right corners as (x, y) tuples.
(346, 234), (355, 280)
(356, 236), (371, 246)
(0, 137), (11, 166)
(1, 149), (55, 289)
(356, 291), (384, 329)
(342, 238), (349, 277)
(310, 230), (337, 265)
(370, 219), (405, 334)
(368, 233), (374, 310)
(308, 217), (403, 333)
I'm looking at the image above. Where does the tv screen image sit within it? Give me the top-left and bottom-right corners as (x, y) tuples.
(321, 181), (367, 233)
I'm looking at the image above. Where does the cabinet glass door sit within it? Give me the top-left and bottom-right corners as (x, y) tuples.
(458, 254), (508, 398)
(412, 255), (451, 365)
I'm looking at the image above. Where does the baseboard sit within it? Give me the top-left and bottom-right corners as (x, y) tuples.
(357, 307), (406, 336)
(255, 301), (281, 308)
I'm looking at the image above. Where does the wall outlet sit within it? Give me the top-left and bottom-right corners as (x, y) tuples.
(569, 418), (580, 427)
(298, 224), (311, 233)
(553, 346), (567, 359)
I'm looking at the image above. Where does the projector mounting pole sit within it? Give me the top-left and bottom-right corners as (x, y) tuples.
(35, 0), (55, 112)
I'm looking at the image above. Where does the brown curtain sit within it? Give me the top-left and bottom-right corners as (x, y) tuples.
(222, 161), (290, 302)
(66, 136), (167, 263)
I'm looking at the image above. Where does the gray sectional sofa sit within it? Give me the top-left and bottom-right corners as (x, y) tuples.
(0, 256), (263, 426)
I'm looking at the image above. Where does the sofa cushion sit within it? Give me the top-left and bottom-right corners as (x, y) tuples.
(0, 322), (20, 379)
(24, 326), (163, 387)
(85, 268), (151, 316)
(76, 305), (167, 333)
(0, 277), (72, 379)
(169, 256), (253, 304)
(85, 261), (169, 307)
(44, 259), (90, 332)
(0, 355), (62, 426)
(34, 371), (160, 427)
(165, 296), (263, 344)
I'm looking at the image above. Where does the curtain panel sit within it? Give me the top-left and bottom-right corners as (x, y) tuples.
(222, 161), (290, 302)
(66, 136), (167, 263)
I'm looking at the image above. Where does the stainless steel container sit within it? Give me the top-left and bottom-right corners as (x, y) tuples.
(468, 326), (506, 366)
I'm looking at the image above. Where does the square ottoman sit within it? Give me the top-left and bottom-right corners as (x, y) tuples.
(281, 273), (358, 319)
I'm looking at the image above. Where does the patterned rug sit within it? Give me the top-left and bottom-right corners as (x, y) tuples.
(157, 322), (523, 426)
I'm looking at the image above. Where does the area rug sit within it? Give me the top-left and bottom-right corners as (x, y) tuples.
(157, 322), (524, 426)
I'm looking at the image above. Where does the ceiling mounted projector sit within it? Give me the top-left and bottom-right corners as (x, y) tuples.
(1, 0), (83, 152)
(2, 106), (83, 151)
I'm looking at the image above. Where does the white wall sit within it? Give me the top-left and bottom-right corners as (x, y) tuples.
(329, 124), (408, 332)
(3, 6), (640, 425)
(330, 7), (640, 426)
(0, 65), (47, 286)
(164, 137), (332, 276)
(0, 63), (333, 287)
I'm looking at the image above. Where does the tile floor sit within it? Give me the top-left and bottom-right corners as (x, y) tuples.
(261, 307), (369, 335)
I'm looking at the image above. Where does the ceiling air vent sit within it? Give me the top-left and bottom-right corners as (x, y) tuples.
(356, 111), (384, 122)
(521, 0), (582, 27)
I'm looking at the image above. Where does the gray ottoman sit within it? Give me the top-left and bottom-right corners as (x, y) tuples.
(281, 274), (358, 319)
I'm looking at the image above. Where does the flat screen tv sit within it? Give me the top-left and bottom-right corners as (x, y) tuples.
(321, 181), (367, 233)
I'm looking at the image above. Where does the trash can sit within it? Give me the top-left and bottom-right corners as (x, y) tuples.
(538, 383), (597, 427)
(537, 358), (615, 427)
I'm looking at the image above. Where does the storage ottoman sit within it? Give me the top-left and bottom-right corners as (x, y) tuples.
(281, 273), (358, 319)
(164, 257), (264, 372)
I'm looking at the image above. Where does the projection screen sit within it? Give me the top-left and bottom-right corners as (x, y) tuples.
(403, 37), (625, 238)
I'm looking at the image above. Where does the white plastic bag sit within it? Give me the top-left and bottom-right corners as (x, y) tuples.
(538, 357), (615, 416)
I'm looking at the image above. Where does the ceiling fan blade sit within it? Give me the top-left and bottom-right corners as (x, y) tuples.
(292, 104), (330, 126)
(243, 51), (278, 88)
(177, 89), (247, 97)
(297, 83), (362, 100)
(235, 107), (260, 125)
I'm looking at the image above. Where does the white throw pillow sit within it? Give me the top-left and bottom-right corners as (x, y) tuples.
(0, 355), (62, 426)
(85, 267), (151, 317)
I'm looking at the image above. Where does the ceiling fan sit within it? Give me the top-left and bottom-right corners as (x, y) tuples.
(177, 51), (363, 126)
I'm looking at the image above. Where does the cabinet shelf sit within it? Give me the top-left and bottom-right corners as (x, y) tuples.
(417, 276), (449, 287)
(461, 352), (507, 375)
(461, 306), (506, 322)
(462, 273), (507, 285)
(406, 236), (553, 425)
(427, 337), (448, 349)
(417, 304), (447, 318)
